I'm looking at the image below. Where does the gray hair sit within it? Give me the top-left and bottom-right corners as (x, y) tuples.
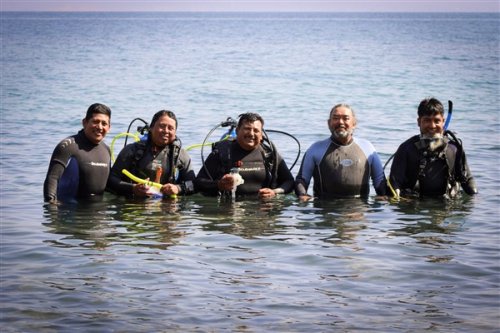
(329, 103), (355, 118)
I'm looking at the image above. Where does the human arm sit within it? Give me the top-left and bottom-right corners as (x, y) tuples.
(294, 151), (314, 200)
(106, 145), (137, 197)
(259, 152), (294, 198)
(43, 139), (75, 203)
(43, 161), (65, 203)
(369, 150), (388, 196)
(194, 152), (225, 196)
(388, 142), (412, 197)
(457, 150), (478, 195)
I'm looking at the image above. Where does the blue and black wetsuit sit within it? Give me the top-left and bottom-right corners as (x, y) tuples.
(195, 140), (294, 196)
(389, 134), (477, 197)
(43, 129), (111, 202)
(107, 138), (196, 198)
(295, 136), (387, 198)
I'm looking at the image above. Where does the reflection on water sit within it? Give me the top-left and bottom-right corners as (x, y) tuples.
(42, 197), (187, 250)
(6, 193), (495, 332)
(388, 196), (473, 242)
(195, 196), (292, 239)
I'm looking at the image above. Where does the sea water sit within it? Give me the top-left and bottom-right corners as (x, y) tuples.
(1, 12), (499, 332)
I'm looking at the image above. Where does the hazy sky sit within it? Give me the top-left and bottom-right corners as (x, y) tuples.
(0, 0), (498, 12)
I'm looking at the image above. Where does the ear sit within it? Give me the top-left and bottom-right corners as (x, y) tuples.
(82, 118), (86, 127)
(417, 117), (421, 127)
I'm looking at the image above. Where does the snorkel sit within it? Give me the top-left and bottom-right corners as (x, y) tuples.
(444, 100), (453, 131)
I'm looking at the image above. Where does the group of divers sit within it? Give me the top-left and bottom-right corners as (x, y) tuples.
(43, 97), (478, 206)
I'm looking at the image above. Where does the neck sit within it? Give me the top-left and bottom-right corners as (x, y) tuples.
(331, 135), (352, 146)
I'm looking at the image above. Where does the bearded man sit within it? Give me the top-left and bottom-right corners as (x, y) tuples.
(295, 103), (387, 200)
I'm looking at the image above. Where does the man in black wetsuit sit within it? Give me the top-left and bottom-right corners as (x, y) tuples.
(44, 103), (112, 203)
(195, 113), (294, 199)
(107, 110), (196, 199)
(389, 97), (477, 198)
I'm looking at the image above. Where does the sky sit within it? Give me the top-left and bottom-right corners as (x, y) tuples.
(0, 0), (498, 12)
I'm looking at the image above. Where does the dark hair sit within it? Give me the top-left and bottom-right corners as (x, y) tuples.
(150, 110), (178, 129)
(417, 98), (444, 118)
(237, 112), (264, 128)
(85, 103), (111, 121)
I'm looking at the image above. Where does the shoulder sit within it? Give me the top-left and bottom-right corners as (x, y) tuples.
(352, 137), (375, 149)
(212, 139), (234, 154)
(51, 135), (78, 157)
(352, 137), (381, 158)
(396, 135), (419, 151)
(55, 135), (77, 149)
(178, 148), (192, 159)
(307, 137), (332, 152)
(119, 141), (147, 156)
(402, 135), (419, 146)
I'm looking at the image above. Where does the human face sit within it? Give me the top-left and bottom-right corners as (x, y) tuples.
(82, 113), (110, 144)
(418, 113), (444, 139)
(236, 120), (263, 151)
(328, 106), (356, 144)
(150, 115), (176, 147)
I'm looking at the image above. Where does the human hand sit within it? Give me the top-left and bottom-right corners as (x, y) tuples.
(161, 183), (179, 196)
(258, 188), (277, 199)
(299, 194), (312, 202)
(133, 182), (153, 197)
(218, 174), (236, 191)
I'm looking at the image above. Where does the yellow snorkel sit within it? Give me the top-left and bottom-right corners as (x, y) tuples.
(122, 169), (177, 199)
(387, 178), (400, 201)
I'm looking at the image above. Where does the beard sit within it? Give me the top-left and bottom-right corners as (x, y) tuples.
(419, 133), (445, 152)
(331, 127), (353, 140)
(420, 132), (443, 140)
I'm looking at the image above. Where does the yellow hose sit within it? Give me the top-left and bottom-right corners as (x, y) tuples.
(122, 169), (163, 189)
(122, 169), (177, 199)
(110, 132), (141, 162)
(387, 178), (399, 200)
(185, 142), (212, 151)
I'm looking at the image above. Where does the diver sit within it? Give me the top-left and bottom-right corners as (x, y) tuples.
(389, 97), (477, 198)
(195, 112), (295, 199)
(107, 110), (196, 198)
(43, 103), (112, 204)
(295, 103), (387, 200)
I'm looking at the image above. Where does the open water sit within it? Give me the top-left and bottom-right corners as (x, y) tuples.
(1, 12), (499, 332)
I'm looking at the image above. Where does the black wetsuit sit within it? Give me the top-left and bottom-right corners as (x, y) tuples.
(389, 134), (477, 197)
(43, 129), (111, 202)
(107, 139), (196, 197)
(195, 140), (294, 196)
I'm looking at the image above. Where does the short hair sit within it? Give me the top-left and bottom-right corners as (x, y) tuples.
(417, 98), (444, 118)
(150, 110), (178, 129)
(85, 103), (111, 121)
(237, 112), (264, 128)
(329, 103), (357, 125)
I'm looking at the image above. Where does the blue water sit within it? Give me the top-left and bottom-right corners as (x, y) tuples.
(1, 12), (499, 332)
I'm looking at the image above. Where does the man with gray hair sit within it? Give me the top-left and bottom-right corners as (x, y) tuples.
(295, 103), (387, 200)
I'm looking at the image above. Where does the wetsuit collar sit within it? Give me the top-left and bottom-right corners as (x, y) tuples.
(330, 135), (353, 146)
(78, 129), (99, 147)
